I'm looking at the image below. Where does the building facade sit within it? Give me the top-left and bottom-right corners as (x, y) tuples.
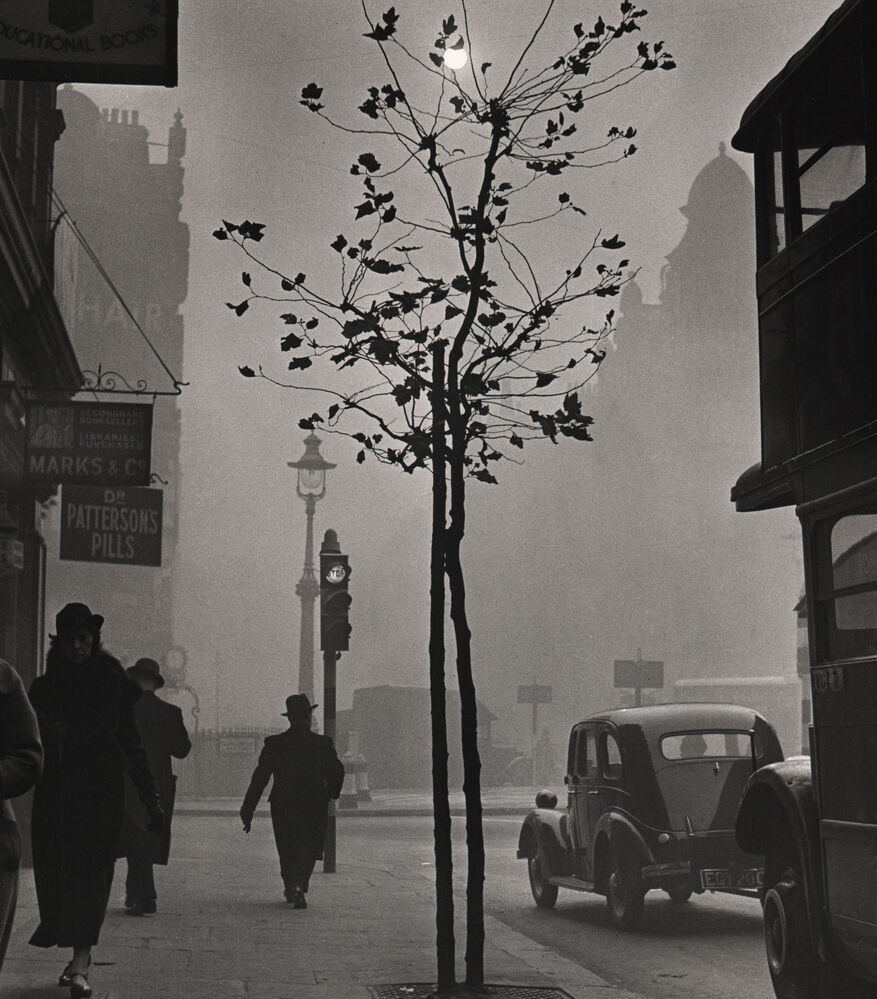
(0, 79), (79, 689)
(45, 87), (189, 666)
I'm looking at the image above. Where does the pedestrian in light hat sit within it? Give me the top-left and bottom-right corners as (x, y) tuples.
(240, 694), (344, 908)
(115, 657), (191, 916)
(27, 604), (163, 998)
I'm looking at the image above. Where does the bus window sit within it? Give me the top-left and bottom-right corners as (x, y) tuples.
(819, 514), (877, 660)
(755, 119), (786, 261)
(791, 53), (865, 234)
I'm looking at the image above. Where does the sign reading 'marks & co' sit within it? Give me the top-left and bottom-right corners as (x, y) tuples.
(25, 400), (152, 486)
(60, 485), (162, 566)
(0, 1), (177, 86)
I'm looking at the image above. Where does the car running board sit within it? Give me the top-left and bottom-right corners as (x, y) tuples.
(548, 876), (595, 892)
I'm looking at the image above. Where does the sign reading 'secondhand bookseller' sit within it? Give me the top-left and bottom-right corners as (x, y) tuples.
(0, 1), (177, 86)
(25, 401), (152, 486)
(60, 485), (163, 566)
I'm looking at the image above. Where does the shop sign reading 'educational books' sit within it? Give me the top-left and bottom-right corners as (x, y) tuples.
(60, 485), (163, 566)
(0, 0), (177, 86)
(25, 401), (152, 487)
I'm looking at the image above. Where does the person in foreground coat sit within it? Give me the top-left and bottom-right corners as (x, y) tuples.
(240, 694), (344, 908)
(0, 659), (43, 972)
(116, 657), (191, 916)
(28, 603), (163, 999)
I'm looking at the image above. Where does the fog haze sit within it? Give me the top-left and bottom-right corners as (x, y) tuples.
(50, 0), (839, 751)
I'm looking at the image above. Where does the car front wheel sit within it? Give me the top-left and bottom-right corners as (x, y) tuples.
(607, 841), (645, 930)
(527, 841), (558, 909)
(667, 887), (692, 904)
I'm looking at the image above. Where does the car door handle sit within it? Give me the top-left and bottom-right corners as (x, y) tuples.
(587, 790), (599, 797)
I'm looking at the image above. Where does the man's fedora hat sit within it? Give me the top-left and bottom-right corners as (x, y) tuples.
(127, 657), (165, 689)
(282, 693), (317, 717)
(54, 602), (104, 637)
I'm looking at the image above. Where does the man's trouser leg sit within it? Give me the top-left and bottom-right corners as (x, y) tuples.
(126, 853), (157, 905)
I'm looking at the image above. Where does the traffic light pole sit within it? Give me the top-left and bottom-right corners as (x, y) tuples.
(323, 647), (337, 873)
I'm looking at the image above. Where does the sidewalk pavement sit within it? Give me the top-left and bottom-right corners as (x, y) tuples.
(1, 790), (643, 999)
(175, 785), (546, 818)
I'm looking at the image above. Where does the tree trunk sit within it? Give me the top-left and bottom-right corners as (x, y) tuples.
(429, 343), (456, 992)
(446, 429), (485, 989)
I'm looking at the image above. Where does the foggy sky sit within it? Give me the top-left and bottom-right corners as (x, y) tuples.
(58, 0), (839, 750)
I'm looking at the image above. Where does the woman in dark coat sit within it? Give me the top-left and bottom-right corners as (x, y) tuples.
(28, 603), (164, 999)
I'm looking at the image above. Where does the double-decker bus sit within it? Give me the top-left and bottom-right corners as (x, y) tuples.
(730, 1), (877, 996)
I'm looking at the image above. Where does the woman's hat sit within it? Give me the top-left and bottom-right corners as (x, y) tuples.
(282, 693), (317, 717)
(127, 657), (165, 689)
(54, 602), (104, 637)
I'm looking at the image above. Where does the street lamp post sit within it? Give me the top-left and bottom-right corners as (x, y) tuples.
(288, 433), (336, 700)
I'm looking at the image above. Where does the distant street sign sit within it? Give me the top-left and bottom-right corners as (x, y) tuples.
(518, 683), (552, 704)
(614, 659), (664, 690)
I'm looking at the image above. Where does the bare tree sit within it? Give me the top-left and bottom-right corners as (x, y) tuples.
(218, 3), (673, 991)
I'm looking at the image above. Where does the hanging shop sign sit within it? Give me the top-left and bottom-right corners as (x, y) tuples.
(0, 0), (178, 86)
(25, 400), (152, 486)
(60, 484), (162, 566)
(0, 536), (24, 574)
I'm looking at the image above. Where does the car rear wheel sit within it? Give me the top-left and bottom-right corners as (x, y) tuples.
(762, 829), (867, 999)
(527, 842), (558, 909)
(607, 841), (645, 930)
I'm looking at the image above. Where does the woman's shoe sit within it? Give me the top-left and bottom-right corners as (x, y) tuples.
(58, 963), (73, 987)
(69, 972), (92, 998)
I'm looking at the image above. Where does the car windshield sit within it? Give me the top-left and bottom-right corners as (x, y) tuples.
(654, 730), (758, 832)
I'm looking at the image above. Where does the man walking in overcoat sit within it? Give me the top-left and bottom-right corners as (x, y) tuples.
(116, 658), (191, 916)
(240, 694), (344, 908)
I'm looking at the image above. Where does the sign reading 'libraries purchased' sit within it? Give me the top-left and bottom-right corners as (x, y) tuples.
(0, 1), (178, 86)
(25, 401), (152, 486)
(60, 485), (162, 566)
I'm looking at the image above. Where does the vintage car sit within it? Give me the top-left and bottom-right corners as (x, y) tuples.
(517, 703), (784, 929)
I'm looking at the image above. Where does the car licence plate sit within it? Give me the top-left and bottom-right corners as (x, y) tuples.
(700, 868), (763, 889)
(701, 869), (731, 889)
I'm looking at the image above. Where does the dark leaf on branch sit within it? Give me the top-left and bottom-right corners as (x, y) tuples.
(358, 152), (381, 173)
(573, 22), (584, 37)
(328, 404), (340, 420)
(239, 365), (256, 377)
(430, 287), (449, 303)
(357, 450), (366, 464)
(280, 313), (298, 324)
(495, 208), (507, 225)
(601, 235), (626, 249)
(445, 304), (463, 319)
(301, 82), (323, 100)
(227, 300), (249, 316)
(382, 205), (397, 223)
(442, 14), (457, 35)
(306, 318), (319, 329)
(241, 272), (251, 286)
(281, 278), (293, 291)
(535, 372), (557, 388)
(213, 228), (228, 240)
(509, 433), (524, 448)
(429, 52), (443, 67)
(238, 220), (265, 242)
(355, 201), (377, 219)
(451, 274), (469, 293)
(331, 234), (348, 253)
(280, 332), (303, 351)
(294, 273), (306, 285)
(472, 468), (498, 484)
(661, 60), (677, 70)
(449, 37), (464, 50)
(288, 357), (313, 371)
(359, 98), (380, 119)
(364, 257), (404, 274)
(450, 96), (466, 114)
(558, 192), (570, 203)
(481, 61), (491, 75)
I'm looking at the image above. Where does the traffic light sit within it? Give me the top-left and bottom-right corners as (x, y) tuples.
(320, 550), (351, 651)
